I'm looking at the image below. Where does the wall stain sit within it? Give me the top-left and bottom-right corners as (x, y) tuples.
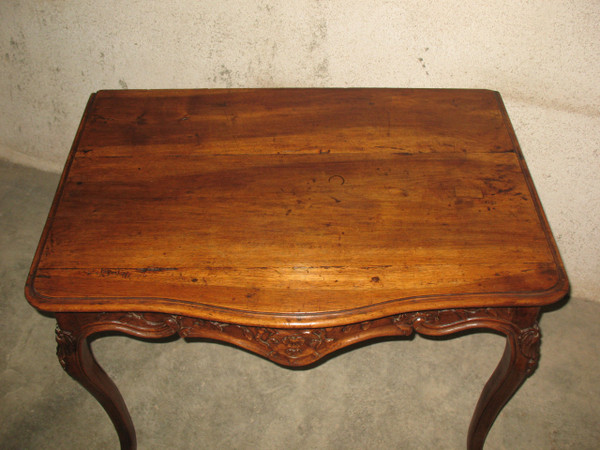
(211, 65), (233, 88)
(418, 57), (429, 76)
(309, 21), (327, 52)
(315, 58), (329, 80)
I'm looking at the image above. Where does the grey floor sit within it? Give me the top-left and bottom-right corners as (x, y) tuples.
(1, 158), (599, 450)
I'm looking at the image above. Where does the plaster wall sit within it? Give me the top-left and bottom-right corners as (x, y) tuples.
(1, 1), (598, 302)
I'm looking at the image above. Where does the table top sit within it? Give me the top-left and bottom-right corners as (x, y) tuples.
(26, 88), (568, 327)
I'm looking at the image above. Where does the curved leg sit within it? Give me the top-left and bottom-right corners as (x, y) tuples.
(466, 308), (541, 450)
(56, 314), (138, 450)
(407, 307), (541, 450)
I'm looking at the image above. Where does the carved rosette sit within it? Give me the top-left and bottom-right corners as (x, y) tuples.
(239, 327), (335, 361)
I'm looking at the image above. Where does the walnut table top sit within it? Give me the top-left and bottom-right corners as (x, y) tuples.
(26, 88), (567, 326)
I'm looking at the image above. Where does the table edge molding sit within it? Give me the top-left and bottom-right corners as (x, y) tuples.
(28, 273), (568, 328)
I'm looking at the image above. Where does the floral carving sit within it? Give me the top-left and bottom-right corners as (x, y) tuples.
(239, 327), (335, 361)
(392, 310), (437, 333)
(83, 307), (540, 368)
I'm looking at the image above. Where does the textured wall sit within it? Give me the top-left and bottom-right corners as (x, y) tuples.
(1, 1), (598, 302)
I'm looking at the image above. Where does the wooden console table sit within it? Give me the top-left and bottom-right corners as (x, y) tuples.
(25, 89), (568, 449)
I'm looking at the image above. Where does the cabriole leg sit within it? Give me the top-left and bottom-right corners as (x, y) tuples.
(466, 307), (541, 450)
(55, 313), (137, 450)
(405, 307), (542, 449)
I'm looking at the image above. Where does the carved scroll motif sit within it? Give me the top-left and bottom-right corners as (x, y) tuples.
(80, 307), (539, 368)
(391, 308), (541, 375)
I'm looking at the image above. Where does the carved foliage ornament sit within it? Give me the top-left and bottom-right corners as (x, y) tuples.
(518, 323), (541, 375)
(55, 326), (77, 371)
(56, 308), (540, 369)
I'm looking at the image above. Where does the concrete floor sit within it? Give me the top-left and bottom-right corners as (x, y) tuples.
(1, 158), (599, 449)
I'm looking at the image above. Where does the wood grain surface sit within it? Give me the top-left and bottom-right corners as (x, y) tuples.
(26, 89), (568, 327)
